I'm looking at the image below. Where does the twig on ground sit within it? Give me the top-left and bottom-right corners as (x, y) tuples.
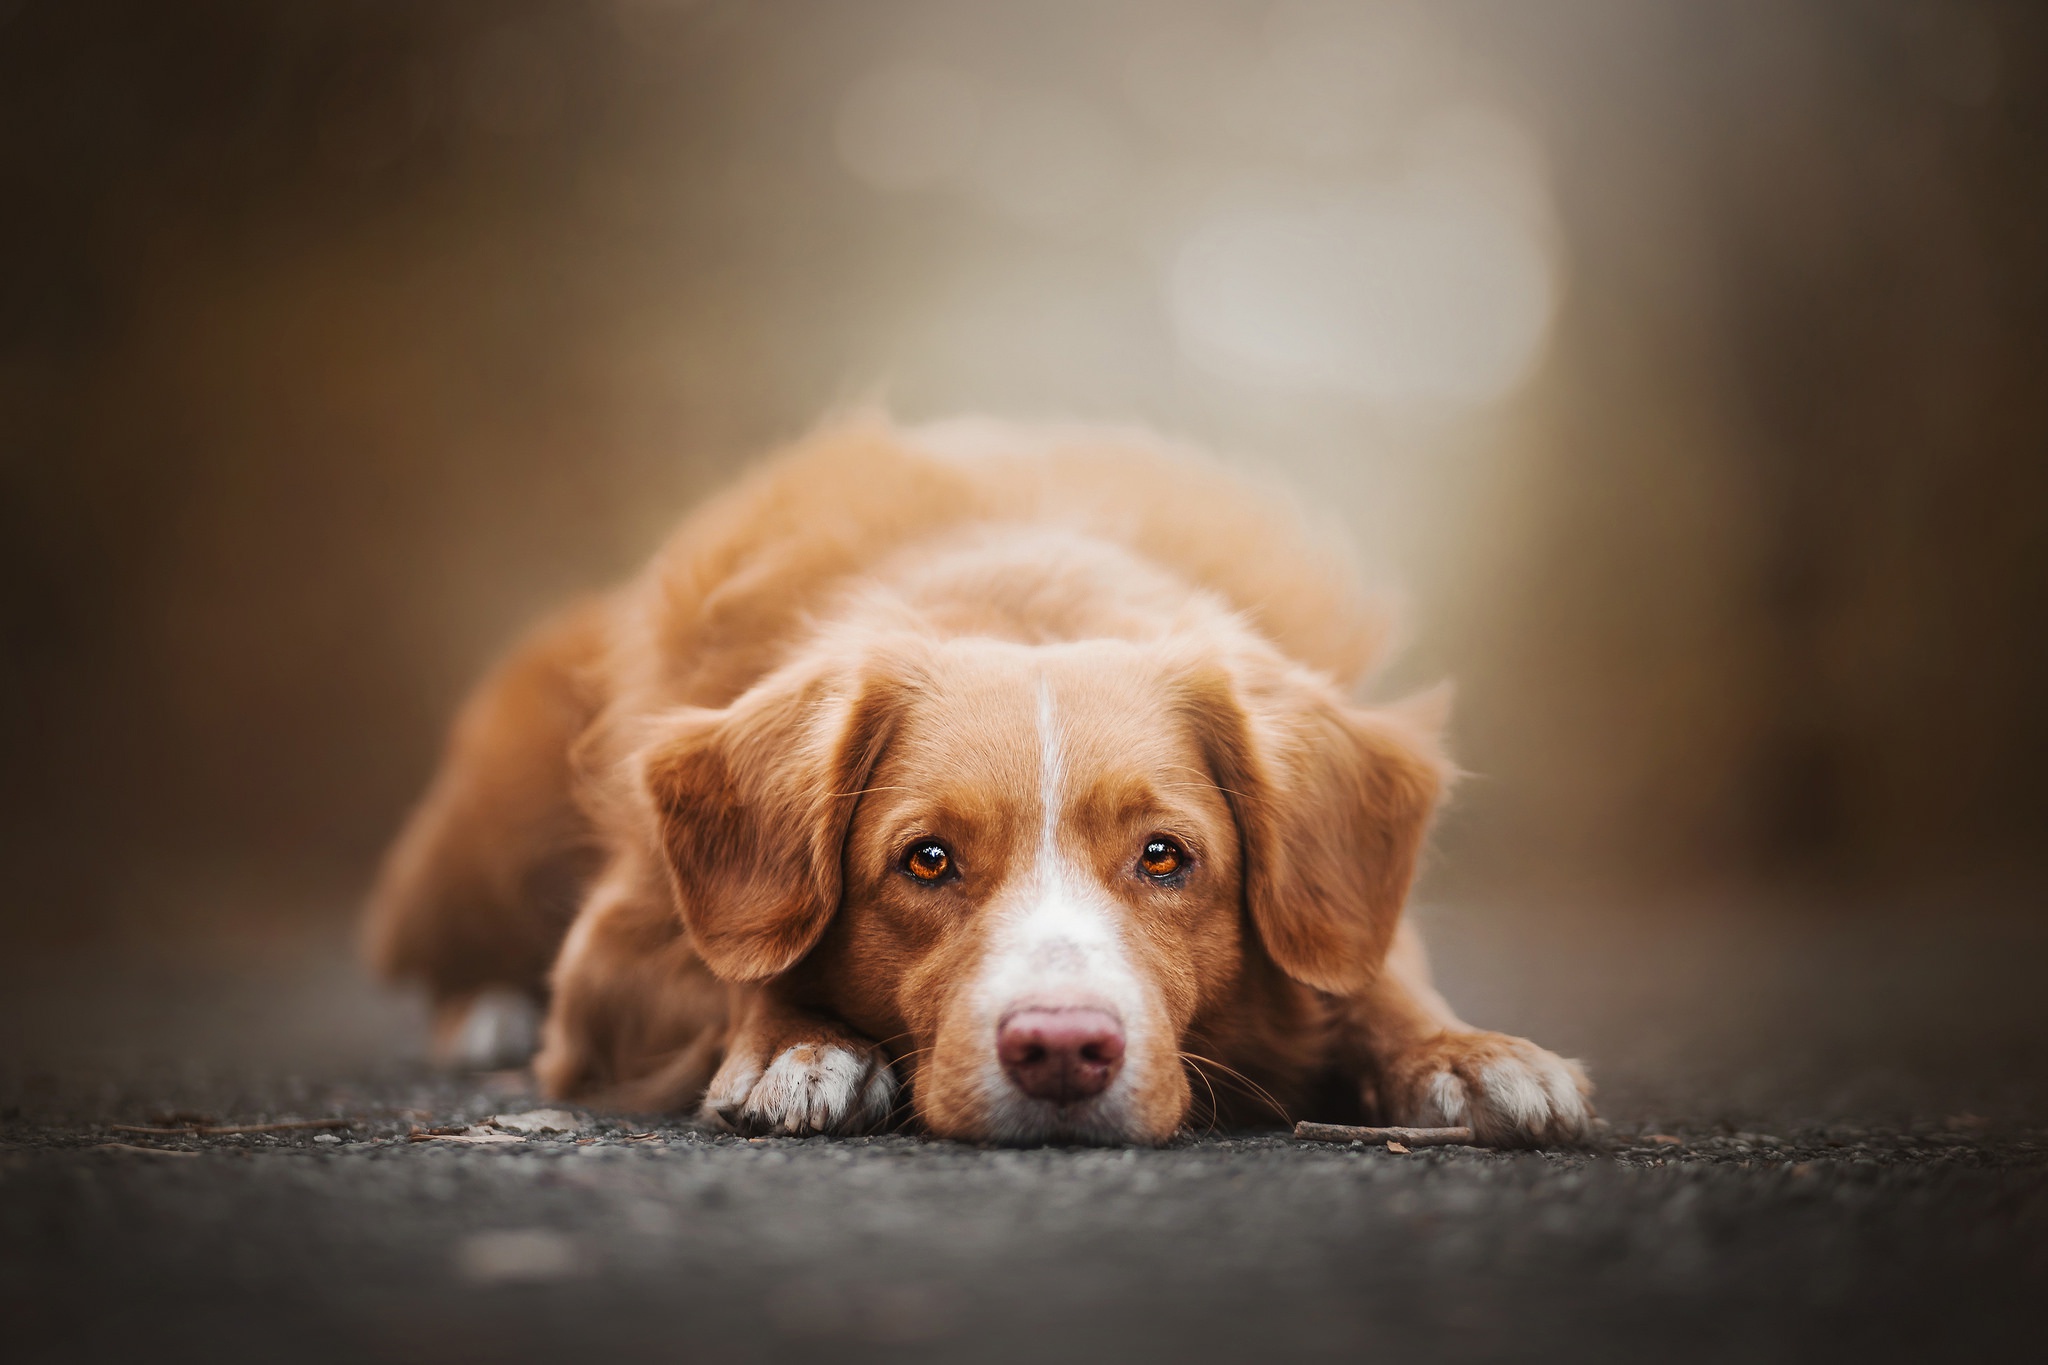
(1293, 1121), (1477, 1147)
(108, 1118), (353, 1137)
(407, 1126), (527, 1144)
(92, 1142), (201, 1158)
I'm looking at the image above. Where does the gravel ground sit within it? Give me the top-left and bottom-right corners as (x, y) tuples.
(4, 898), (2044, 1363)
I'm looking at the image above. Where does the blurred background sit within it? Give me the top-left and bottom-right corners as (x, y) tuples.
(3, 0), (2045, 959)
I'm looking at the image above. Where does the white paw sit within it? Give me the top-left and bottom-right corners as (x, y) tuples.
(438, 988), (542, 1070)
(1386, 1031), (1593, 1147)
(703, 1041), (898, 1136)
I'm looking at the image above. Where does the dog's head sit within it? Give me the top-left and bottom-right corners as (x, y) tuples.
(640, 626), (1448, 1143)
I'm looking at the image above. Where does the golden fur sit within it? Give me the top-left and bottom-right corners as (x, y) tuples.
(364, 415), (1593, 1145)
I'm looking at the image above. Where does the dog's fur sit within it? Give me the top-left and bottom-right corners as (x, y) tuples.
(364, 415), (1592, 1145)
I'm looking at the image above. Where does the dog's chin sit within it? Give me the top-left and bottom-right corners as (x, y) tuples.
(953, 1080), (1172, 1147)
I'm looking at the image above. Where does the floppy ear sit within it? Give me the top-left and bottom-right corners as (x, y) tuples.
(638, 656), (900, 983)
(1183, 663), (1452, 995)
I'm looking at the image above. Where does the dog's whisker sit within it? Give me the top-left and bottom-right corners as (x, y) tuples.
(1178, 1053), (1223, 1136)
(1176, 1050), (1293, 1127)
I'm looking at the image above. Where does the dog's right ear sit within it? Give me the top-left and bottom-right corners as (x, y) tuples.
(638, 649), (904, 983)
(1179, 655), (1452, 997)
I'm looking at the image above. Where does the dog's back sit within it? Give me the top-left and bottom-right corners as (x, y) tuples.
(605, 416), (1390, 718)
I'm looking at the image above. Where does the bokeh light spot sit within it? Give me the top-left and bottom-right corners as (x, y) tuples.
(1167, 109), (1558, 406)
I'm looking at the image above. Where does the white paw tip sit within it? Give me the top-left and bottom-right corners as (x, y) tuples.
(448, 988), (541, 1070)
(1427, 1070), (1470, 1125)
(735, 1043), (891, 1135)
(1480, 1059), (1552, 1130)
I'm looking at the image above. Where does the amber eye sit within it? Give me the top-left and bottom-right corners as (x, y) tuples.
(902, 842), (953, 883)
(1138, 837), (1186, 879)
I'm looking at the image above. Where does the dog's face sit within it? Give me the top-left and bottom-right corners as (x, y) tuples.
(644, 630), (1446, 1144)
(827, 642), (1247, 1143)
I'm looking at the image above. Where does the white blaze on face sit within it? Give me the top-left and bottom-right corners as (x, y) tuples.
(970, 679), (1152, 1140)
(1035, 679), (1069, 874)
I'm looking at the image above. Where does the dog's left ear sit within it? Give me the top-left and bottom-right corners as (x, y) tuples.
(1183, 662), (1453, 995)
(637, 650), (903, 983)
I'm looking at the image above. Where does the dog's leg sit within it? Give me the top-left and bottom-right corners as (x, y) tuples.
(364, 599), (610, 1054)
(1345, 922), (1594, 1146)
(532, 852), (729, 1113)
(700, 986), (899, 1137)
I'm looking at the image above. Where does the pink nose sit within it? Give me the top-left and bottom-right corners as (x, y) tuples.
(997, 1008), (1126, 1103)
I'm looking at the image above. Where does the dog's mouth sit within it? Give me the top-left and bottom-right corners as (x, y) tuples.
(973, 1056), (1162, 1147)
(977, 1090), (1142, 1146)
(898, 1048), (1153, 1145)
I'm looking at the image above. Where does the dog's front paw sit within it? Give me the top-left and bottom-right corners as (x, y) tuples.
(703, 1038), (899, 1137)
(1378, 1030), (1593, 1147)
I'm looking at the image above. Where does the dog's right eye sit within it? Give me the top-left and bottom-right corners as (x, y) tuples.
(1138, 836), (1187, 879)
(902, 842), (954, 883)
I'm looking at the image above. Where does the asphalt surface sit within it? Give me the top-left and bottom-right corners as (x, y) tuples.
(4, 897), (2045, 1363)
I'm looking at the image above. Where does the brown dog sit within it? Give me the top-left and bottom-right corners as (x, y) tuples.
(364, 415), (1592, 1145)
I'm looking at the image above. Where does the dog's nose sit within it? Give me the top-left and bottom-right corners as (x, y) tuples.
(997, 1008), (1125, 1103)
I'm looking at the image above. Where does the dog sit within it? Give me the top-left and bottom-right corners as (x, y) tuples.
(364, 414), (1593, 1145)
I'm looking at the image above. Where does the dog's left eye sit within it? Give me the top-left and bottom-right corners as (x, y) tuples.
(902, 842), (954, 883)
(1138, 837), (1186, 879)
